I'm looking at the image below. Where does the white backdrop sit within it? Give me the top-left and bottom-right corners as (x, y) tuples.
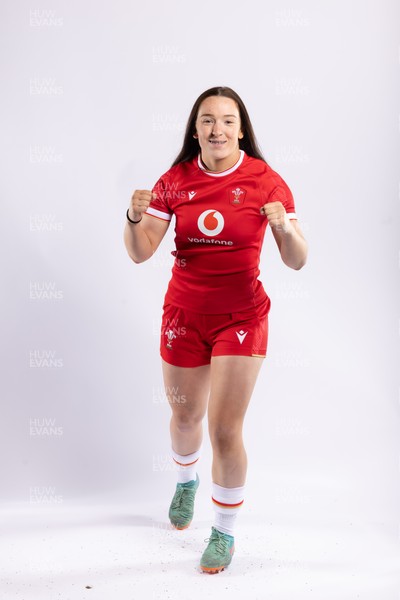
(1, 0), (399, 540)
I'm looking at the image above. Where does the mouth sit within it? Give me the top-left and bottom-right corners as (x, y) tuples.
(209, 140), (226, 146)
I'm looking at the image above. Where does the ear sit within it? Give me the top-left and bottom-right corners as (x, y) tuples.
(193, 132), (198, 139)
(238, 130), (244, 140)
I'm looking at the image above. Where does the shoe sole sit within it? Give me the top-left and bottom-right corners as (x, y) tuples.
(200, 565), (227, 574)
(170, 520), (192, 530)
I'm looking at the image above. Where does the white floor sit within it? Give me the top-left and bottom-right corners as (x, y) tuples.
(1, 475), (399, 600)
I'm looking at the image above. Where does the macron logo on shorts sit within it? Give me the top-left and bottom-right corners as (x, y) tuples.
(236, 330), (248, 344)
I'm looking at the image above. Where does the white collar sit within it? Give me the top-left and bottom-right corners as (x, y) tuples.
(197, 150), (245, 177)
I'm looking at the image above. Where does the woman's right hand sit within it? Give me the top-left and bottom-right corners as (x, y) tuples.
(128, 190), (157, 222)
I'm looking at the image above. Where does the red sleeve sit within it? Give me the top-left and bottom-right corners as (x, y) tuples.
(145, 173), (173, 222)
(261, 171), (297, 220)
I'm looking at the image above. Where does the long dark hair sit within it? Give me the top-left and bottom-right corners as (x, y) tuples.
(171, 86), (267, 167)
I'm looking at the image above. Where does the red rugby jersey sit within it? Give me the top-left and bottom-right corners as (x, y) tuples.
(145, 150), (297, 313)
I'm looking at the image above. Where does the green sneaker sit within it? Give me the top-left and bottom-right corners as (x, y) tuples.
(200, 526), (235, 574)
(168, 474), (199, 530)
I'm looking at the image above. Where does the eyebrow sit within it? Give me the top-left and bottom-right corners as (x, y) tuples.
(199, 113), (238, 118)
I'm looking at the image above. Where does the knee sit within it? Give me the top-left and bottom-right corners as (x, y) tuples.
(172, 412), (203, 433)
(209, 423), (242, 453)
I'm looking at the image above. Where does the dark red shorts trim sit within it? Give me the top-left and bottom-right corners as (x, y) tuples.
(160, 299), (270, 368)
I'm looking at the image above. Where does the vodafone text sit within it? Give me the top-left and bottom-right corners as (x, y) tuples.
(187, 237), (233, 245)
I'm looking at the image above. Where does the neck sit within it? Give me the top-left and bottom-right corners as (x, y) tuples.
(200, 148), (241, 173)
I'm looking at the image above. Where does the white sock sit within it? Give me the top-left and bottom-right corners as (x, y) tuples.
(171, 445), (202, 484)
(211, 481), (245, 537)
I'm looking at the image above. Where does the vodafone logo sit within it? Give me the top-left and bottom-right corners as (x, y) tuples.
(197, 210), (224, 236)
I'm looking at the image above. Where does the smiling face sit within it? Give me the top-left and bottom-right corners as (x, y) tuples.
(194, 96), (244, 172)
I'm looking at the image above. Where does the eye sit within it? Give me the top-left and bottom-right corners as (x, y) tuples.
(225, 120), (233, 124)
(202, 119), (212, 124)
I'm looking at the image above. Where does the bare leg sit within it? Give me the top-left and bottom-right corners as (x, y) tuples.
(162, 359), (210, 455)
(208, 355), (264, 487)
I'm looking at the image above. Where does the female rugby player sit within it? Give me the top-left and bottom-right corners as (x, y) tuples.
(124, 86), (307, 574)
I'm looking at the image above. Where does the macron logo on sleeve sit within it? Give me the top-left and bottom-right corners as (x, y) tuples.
(188, 191), (196, 200)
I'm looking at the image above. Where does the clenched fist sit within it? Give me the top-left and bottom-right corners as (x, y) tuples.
(128, 190), (157, 222)
(260, 201), (291, 233)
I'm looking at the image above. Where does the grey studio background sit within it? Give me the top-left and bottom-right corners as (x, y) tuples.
(1, 0), (400, 598)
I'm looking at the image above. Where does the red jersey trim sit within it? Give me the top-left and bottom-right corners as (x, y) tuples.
(197, 149), (245, 177)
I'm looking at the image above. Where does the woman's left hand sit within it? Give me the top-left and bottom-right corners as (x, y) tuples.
(260, 201), (292, 233)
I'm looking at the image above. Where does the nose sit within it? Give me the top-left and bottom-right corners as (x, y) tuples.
(211, 121), (222, 136)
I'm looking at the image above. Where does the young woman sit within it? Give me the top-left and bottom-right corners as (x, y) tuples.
(124, 86), (307, 574)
